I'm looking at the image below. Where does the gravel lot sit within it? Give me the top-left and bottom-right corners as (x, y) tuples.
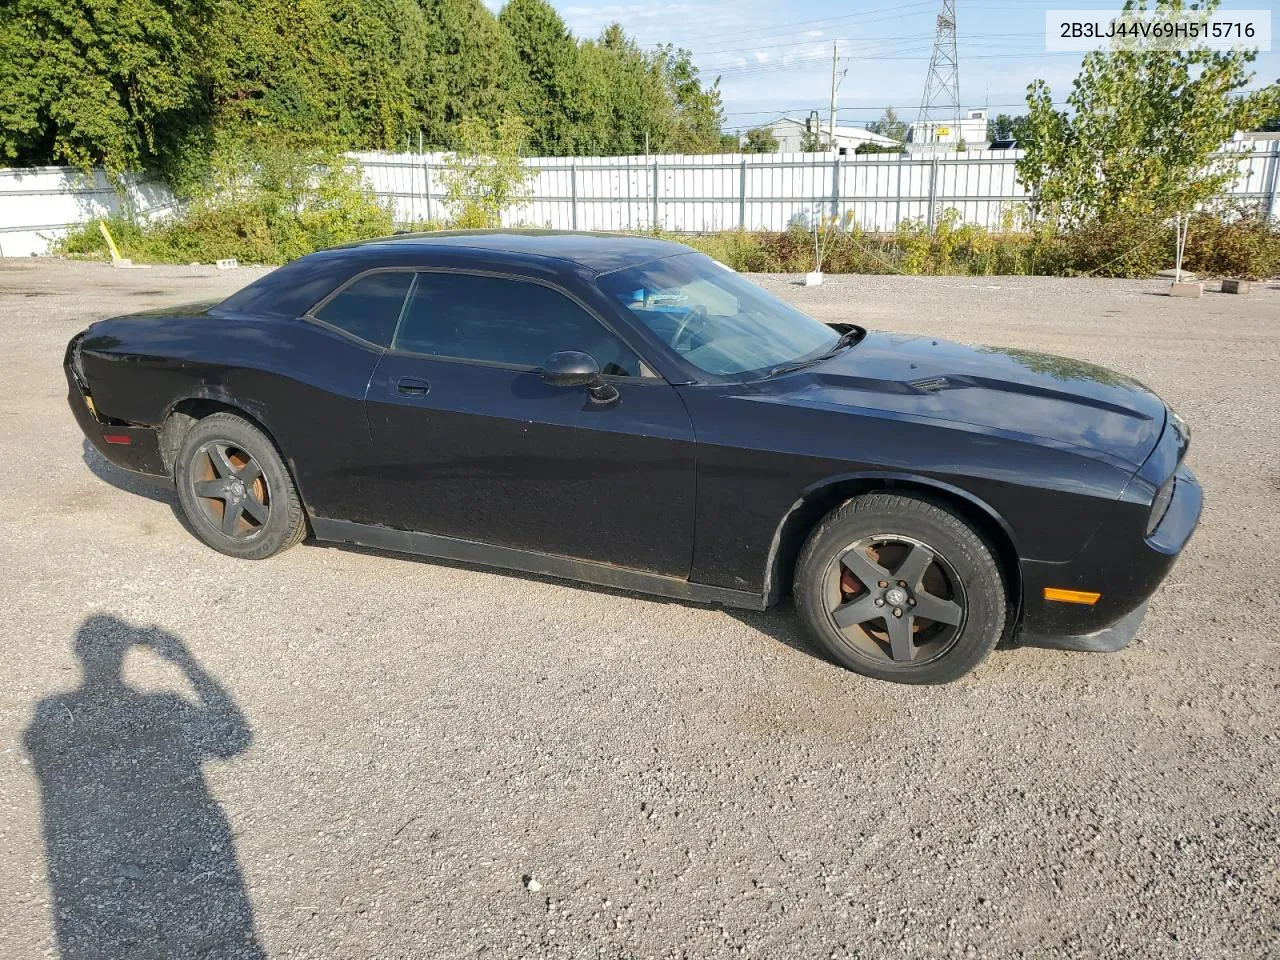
(1, 258), (1277, 959)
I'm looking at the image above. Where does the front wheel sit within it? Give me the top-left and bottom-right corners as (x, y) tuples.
(793, 493), (1007, 684)
(173, 412), (307, 560)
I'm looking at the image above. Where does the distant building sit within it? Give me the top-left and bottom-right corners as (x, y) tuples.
(907, 108), (991, 152)
(759, 112), (901, 154)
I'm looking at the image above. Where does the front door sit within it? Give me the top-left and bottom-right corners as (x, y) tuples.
(364, 270), (696, 578)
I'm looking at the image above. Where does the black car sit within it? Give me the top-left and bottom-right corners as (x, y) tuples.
(65, 231), (1201, 684)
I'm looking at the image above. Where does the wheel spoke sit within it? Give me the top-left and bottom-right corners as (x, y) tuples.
(193, 480), (226, 500)
(913, 591), (963, 626)
(885, 613), (916, 662)
(894, 544), (934, 589)
(831, 594), (883, 630)
(221, 500), (244, 536)
(240, 494), (268, 525)
(206, 443), (235, 479)
(839, 548), (891, 591)
(237, 460), (262, 487)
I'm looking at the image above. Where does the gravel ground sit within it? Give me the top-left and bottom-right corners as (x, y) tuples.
(1, 259), (1277, 959)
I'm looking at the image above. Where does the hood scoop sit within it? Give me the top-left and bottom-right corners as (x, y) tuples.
(909, 376), (950, 392)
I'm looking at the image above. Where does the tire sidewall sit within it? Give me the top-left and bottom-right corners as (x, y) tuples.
(174, 415), (298, 560)
(795, 496), (1006, 684)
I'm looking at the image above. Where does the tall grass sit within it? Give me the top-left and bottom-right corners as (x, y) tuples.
(58, 188), (1280, 280)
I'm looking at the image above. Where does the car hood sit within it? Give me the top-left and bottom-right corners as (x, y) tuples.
(769, 331), (1167, 469)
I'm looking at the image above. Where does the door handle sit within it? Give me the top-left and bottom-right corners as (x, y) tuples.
(396, 377), (431, 396)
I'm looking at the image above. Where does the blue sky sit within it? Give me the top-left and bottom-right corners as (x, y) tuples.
(485, 0), (1279, 130)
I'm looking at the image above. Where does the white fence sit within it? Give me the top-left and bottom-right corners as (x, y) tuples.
(0, 167), (175, 257)
(3, 142), (1278, 257)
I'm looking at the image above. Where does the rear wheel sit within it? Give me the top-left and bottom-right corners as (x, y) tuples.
(794, 493), (1007, 684)
(173, 412), (306, 559)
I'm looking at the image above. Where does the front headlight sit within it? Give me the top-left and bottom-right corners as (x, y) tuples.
(1169, 408), (1190, 454)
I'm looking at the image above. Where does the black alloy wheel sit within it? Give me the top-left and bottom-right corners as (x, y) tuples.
(794, 493), (1007, 684)
(173, 412), (307, 560)
(190, 441), (271, 539)
(822, 534), (967, 667)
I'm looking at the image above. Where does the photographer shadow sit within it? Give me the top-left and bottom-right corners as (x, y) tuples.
(23, 615), (264, 959)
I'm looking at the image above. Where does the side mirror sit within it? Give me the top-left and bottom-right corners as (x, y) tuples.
(540, 351), (619, 405)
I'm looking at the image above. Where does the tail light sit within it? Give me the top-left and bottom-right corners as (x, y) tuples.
(1146, 475), (1175, 536)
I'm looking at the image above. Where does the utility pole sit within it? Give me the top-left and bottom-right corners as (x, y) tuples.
(828, 41), (839, 152)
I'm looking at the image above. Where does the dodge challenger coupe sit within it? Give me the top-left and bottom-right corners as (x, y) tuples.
(65, 231), (1201, 684)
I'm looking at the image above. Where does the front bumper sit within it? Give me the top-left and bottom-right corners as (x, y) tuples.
(1016, 465), (1202, 652)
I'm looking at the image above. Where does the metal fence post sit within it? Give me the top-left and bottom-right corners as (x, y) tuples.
(652, 159), (660, 230)
(423, 159), (434, 223)
(927, 155), (940, 233)
(570, 160), (578, 231)
(739, 157), (747, 230)
(894, 153), (903, 230)
(830, 151), (842, 223)
(1266, 140), (1280, 220)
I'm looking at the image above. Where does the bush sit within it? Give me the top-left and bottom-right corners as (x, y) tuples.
(56, 150), (394, 264)
(670, 210), (1280, 279)
(1183, 209), (1280, 280)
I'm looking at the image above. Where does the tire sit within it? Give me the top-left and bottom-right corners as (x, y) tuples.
(793, 493), (1007, 684)
(173, 412), (307, 560)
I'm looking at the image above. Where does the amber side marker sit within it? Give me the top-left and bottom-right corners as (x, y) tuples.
(1043, 587), (1101, 605)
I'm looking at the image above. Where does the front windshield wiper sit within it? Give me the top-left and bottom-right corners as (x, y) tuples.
(766, 327), (865, 379)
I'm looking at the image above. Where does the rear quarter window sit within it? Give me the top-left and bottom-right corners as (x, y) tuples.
(312, 271), (414, 347)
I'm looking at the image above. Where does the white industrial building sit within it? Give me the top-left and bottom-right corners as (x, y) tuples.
(907, 108), (991, 152)
(756, 113), (902, 154)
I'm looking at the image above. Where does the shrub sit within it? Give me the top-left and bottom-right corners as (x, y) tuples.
(672, 211), (1280, 279)
(56, 150), (393, 264)
(1183, 209), (1280, 280)
(440, 114), (534, 229)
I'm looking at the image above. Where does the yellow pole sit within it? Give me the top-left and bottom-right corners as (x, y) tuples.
(97, 221), (123, 263)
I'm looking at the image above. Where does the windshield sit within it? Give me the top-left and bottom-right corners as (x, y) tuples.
(597, 253), (840, 378)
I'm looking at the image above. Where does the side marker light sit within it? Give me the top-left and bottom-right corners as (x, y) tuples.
(1043, 588), (1101, 605)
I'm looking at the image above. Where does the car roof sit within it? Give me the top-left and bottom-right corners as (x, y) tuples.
(349, 230), (693, 275)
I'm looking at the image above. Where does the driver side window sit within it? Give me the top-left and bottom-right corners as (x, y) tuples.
(393, 272), (642, 377)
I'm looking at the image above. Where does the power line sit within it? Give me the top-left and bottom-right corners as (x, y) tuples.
(694, 30), (1043, 60)
(712, 50), (1080, 80)
(635, 0), (941, 49)
(691, 30), (1039, 64)
(720, 102), (1061, 119)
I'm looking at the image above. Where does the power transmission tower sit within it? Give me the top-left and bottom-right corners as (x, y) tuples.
(916, 0), (961, 138)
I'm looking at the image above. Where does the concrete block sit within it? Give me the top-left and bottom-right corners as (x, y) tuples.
(1170, 281), (1203, 298)
(1221, 278), (1251, 295)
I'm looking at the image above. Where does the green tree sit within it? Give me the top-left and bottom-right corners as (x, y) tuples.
(866, 106), (907, 143)
(499, 0), (584, 155)
(209, 0), (428, 156)
(742, 126), (780, 153)
(1018, 0), (1280, 226)
(800, 128), (823, 152)
(654, 44), (725, 152)
(577, 24), (672, 155)
(0, 0), (211, 175)
(441, 113), (535, 226)
(419, 0), (526, 149)
(986, 113), (1031, 144)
